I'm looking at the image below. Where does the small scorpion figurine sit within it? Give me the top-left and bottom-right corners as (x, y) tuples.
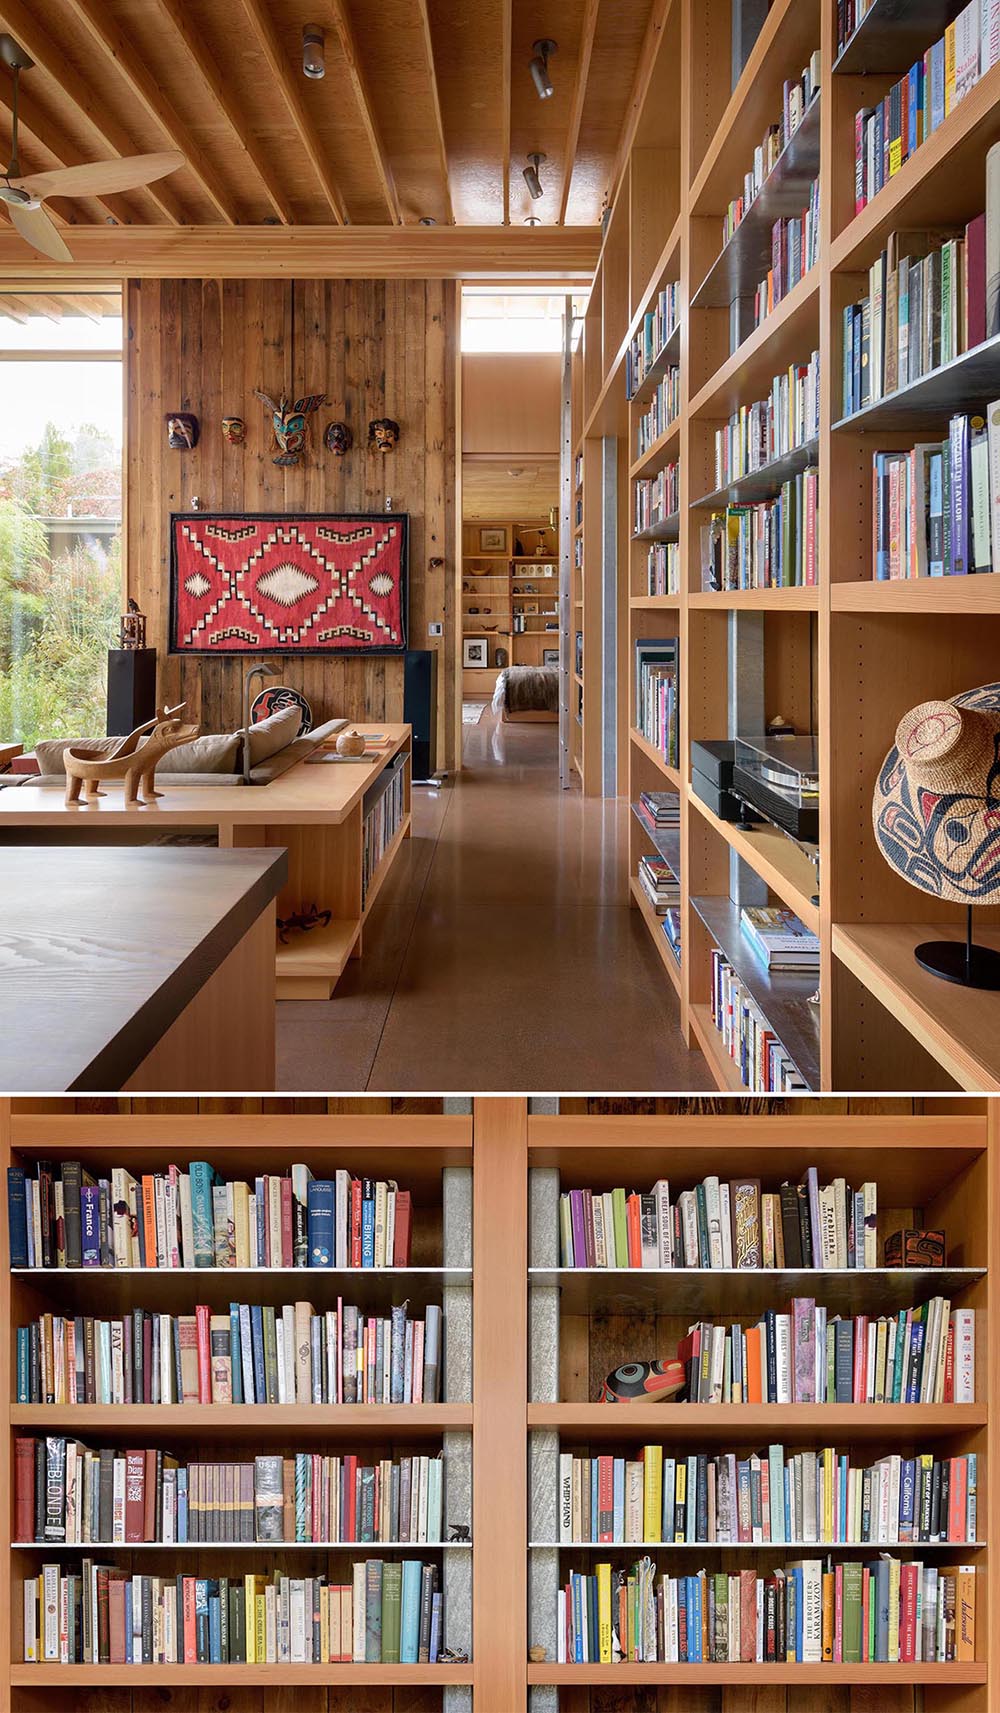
(448, 1522), (471, 1543)
(277, 902), (332, 944)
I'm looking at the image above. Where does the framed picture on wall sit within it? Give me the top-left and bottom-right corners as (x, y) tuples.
(463, 637), (490, 669)
(542, 648), (559, 666)
(169, 511), (408, 654)
(479, 527), (507, 553)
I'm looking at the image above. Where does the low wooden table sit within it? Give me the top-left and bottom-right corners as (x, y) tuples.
(0, 724), (412, 1000)
(0, 846), (287, 1091)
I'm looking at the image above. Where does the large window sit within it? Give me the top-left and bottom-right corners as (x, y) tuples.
(0, 293), (123, 746)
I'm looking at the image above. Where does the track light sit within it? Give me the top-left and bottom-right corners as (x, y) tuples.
(524, 215), (541, 226)
(529, 38), (557, 99)
(523, 152), (546, 200)
(302, 25), (325, 78)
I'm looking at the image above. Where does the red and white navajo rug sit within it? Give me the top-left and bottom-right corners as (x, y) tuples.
(170, 512), (408, 654)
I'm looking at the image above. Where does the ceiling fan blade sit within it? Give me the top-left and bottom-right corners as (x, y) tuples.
(12, 150), (184, 200)
(7, 199), (73, 262)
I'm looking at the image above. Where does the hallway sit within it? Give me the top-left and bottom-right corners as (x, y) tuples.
(276, 705), (712, 1092)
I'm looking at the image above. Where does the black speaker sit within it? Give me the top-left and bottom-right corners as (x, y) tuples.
(106, 647), (157, 737)
(404, 648), (437, 780)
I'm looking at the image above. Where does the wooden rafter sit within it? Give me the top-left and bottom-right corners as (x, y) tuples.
(0, 293), (30, 320)
(144, 0), (295, 225)
(322, 0), (400, 224)
(62, 0), (238, 225)
(413, 0), (454, 225)
(232, 0), (348, 225)
(559, 0), (600, 225)
(0, 73), (137, 227)
(606, 0), (673, 209)
(0, 222), (601, 279)
(0, 0), (185, 223)
(501, 0), (512, 225)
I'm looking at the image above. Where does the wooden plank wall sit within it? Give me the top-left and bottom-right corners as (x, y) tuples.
(125, 278), (458, 767)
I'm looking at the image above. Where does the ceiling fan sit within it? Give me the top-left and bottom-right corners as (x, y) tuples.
(0, 32), (183, 262)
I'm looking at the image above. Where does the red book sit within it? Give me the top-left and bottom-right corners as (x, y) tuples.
(966, 211), (987, 349)
(597, 1456), (614, 1543)
(124, 1449), (146, 1542)
(943, 1322), (955, 1403)
(852, 1315), (868, 1403)
(108, 1578), (127, 1664)
(899, 1562), (918, 1661)
(861, 1567), (870, 1661)
(759, 1464), (771, 1541)
(626, 1193), (642, 1266)
(740, 1569), (756, 1661)
(195, 1303), (212, 1403)
(280, 1178), (294, 1267)
(350, 1179), (363, 1267)
(948, 1456), (967, 1542)
(141, 1177), (158, 1268)
(833, 1562), (843, 1663)
(14, 1437), (34, 1542)
(392, 1190), (412, 1265)
(182, 1576), (198, 1663)
(144, 1448), (157, 1541)
(96, 1566), (112, 1664)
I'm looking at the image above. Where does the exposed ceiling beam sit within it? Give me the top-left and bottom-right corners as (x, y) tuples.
(0, 72), (137, 227)
(606, 0), (673, 208)
(232, 0), (348, 224)
(0, 0), (185, 223)
(0, 223), (600, 280)
(559, 0), (600, 225)
(501, 0), (512, 225)
(144, 0), (295, 225)
(322, 0), (400, 224)
(413, 0), (454, 225)
(62, 0), (239, 224)
(0, 293), (30, 320)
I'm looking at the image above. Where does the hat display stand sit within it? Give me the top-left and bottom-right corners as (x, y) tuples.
(873, 687), (1000, 992)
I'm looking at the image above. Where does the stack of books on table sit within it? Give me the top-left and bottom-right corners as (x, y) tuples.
(557, 1442), (977, 1546)
(557, 1555), (975, 1664)
(557, 1163), (880, 1270)
(635, 789), (680, 836)
(24, 1559), (447, 1665)
(740, 906), (820, 973)
(637, 854), (680, 916)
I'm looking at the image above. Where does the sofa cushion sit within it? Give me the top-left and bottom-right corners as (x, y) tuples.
(35, 736), (122, 776)
(245, 704), (302, 765)
(157, 732), (240, 774)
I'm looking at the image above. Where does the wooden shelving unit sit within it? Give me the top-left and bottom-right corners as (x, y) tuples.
(571, 0), (1000, 1090)
(2, 1096), (997, 1710)
(461, 519), (559, 697)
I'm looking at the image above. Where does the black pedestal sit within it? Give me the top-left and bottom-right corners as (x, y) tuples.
(106, 647), (157, 737)
(404, 648), (438, 781)
(914, 939), (1000, 990)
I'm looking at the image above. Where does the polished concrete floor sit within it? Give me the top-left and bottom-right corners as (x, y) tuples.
(276, 705), (712, 1092)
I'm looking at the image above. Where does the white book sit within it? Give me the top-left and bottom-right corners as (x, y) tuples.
(64, 1441), (78, 1544)
(25, 1178), (36, 1267)
(920, 1298), (940, 1403)
(775, 1313), (791, 1403)
(602, 1192), (617, 1265)
(335, 1170), (351, 1268)
(24, 1579), (38, 1661)
(679, 1191), (699, 1265)
(866, 1320), (877, 1402)
(862, 1182), (877, 1269)
(987, 402), (1000, 573)
(164, 1170), (181, 1268)
(818, 1187), (838, 1268)
(42, 1563), (59, 1660)
(953, 1308), (976, 1400)
(801, 1559), (823, 1662)
(955, 0), (982, 101)
(178, 1174), (194, 1267)
(719, 1183), (733, 1269)
(275, 1317), (287, 1403)
(705, 1176), (724, 1269)
(710, 1323), (726, 1401)
(154, 1175), (168, 1268)
(374, 1180), (387, 1268)
(248, 1193), (259, 1267)
(934, 1296), (951, 1402)
(985, 0), (1000, 69)
(239, 1303), (255, 1403)
(162, 1467), (176, 1543)
(653, 1178), (672, 1266)
(592, 1196), (607, 1267)
(557, 1589), (567, 1663)
(832, 1178), (848, 1268)
(987, 143), (1000, 338)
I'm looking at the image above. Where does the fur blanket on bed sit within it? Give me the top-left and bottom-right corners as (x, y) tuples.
(492, 664), (559, 715)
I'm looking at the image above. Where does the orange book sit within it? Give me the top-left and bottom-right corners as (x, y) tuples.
(745, 1325), (763, 1403)
(626, 1193), (642, 1266)
(141, 1176), (158, 1268)
(822, 1570), (834, 1660)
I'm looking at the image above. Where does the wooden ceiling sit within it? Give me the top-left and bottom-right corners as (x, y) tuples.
(0, 0), (662, 244)
(0, 286), (120, 318)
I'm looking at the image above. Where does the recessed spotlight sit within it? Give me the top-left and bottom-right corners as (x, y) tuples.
(523, 152), (545, 200)
(530, 38), (557, 99)
(419, 216), (437, 226)
(524, 215), (542, 226)
(302, 25), (324, 78)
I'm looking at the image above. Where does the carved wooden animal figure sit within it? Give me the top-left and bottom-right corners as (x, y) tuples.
(64, 704), (200, 807)
(254, 389), (327, 466)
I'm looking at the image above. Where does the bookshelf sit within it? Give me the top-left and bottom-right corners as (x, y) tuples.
(570, 0), (1000, 1090)
(461, 519), (560, 698)
(1, 1095), (996, 1708)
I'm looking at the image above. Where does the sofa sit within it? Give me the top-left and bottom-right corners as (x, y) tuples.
(0, 706), (349, 790)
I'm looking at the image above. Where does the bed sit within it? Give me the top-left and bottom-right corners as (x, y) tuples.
(491, 664), (560, 723)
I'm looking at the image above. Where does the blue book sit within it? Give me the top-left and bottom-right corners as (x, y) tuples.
(361, 1181), (375, 1268)
(229, 1304), (243, 1404)
(571, 1571), (583, 1663)
(967, 1452), (977, 1538)
(840, 1454), (849, 1540)
(189, 1163), (218, 1267)
(250, 1305), (267, 1403)
(81, 1185), (101, 1266)
(905, 1319), (926, 1401)
(907, 62), (920, 156)
(873, 453), (890, 578)
(892, 1311), (908, 1402)
(790, 1566), (803, 1660)
(195, 1579), (210, 1661)
(400, 1560), (422, 1664)
(16, 1326), (29, 1402)
(254, 1177), (266, 1266)
(590, 1461), (599, 1542)
(613, 1459), (625, 1541)
(688, 1575), (703, 1661)
(949, 413), (970, 573)
(125, 1583), (133, 1662)
(873, 1556), (890, 1660)
(178, 1469), (188, 1542)
(930, 37), (946, 132)
(768, 1444), (785, 1544)
(678, 1577), (688, 1659)
(306, 1179), (335, 1267)
(6, 1167), (27, 1267)
(843, 304), (854, 415)
(209, 1595), (222, 1663)
(429, 1590), (442, 1663)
